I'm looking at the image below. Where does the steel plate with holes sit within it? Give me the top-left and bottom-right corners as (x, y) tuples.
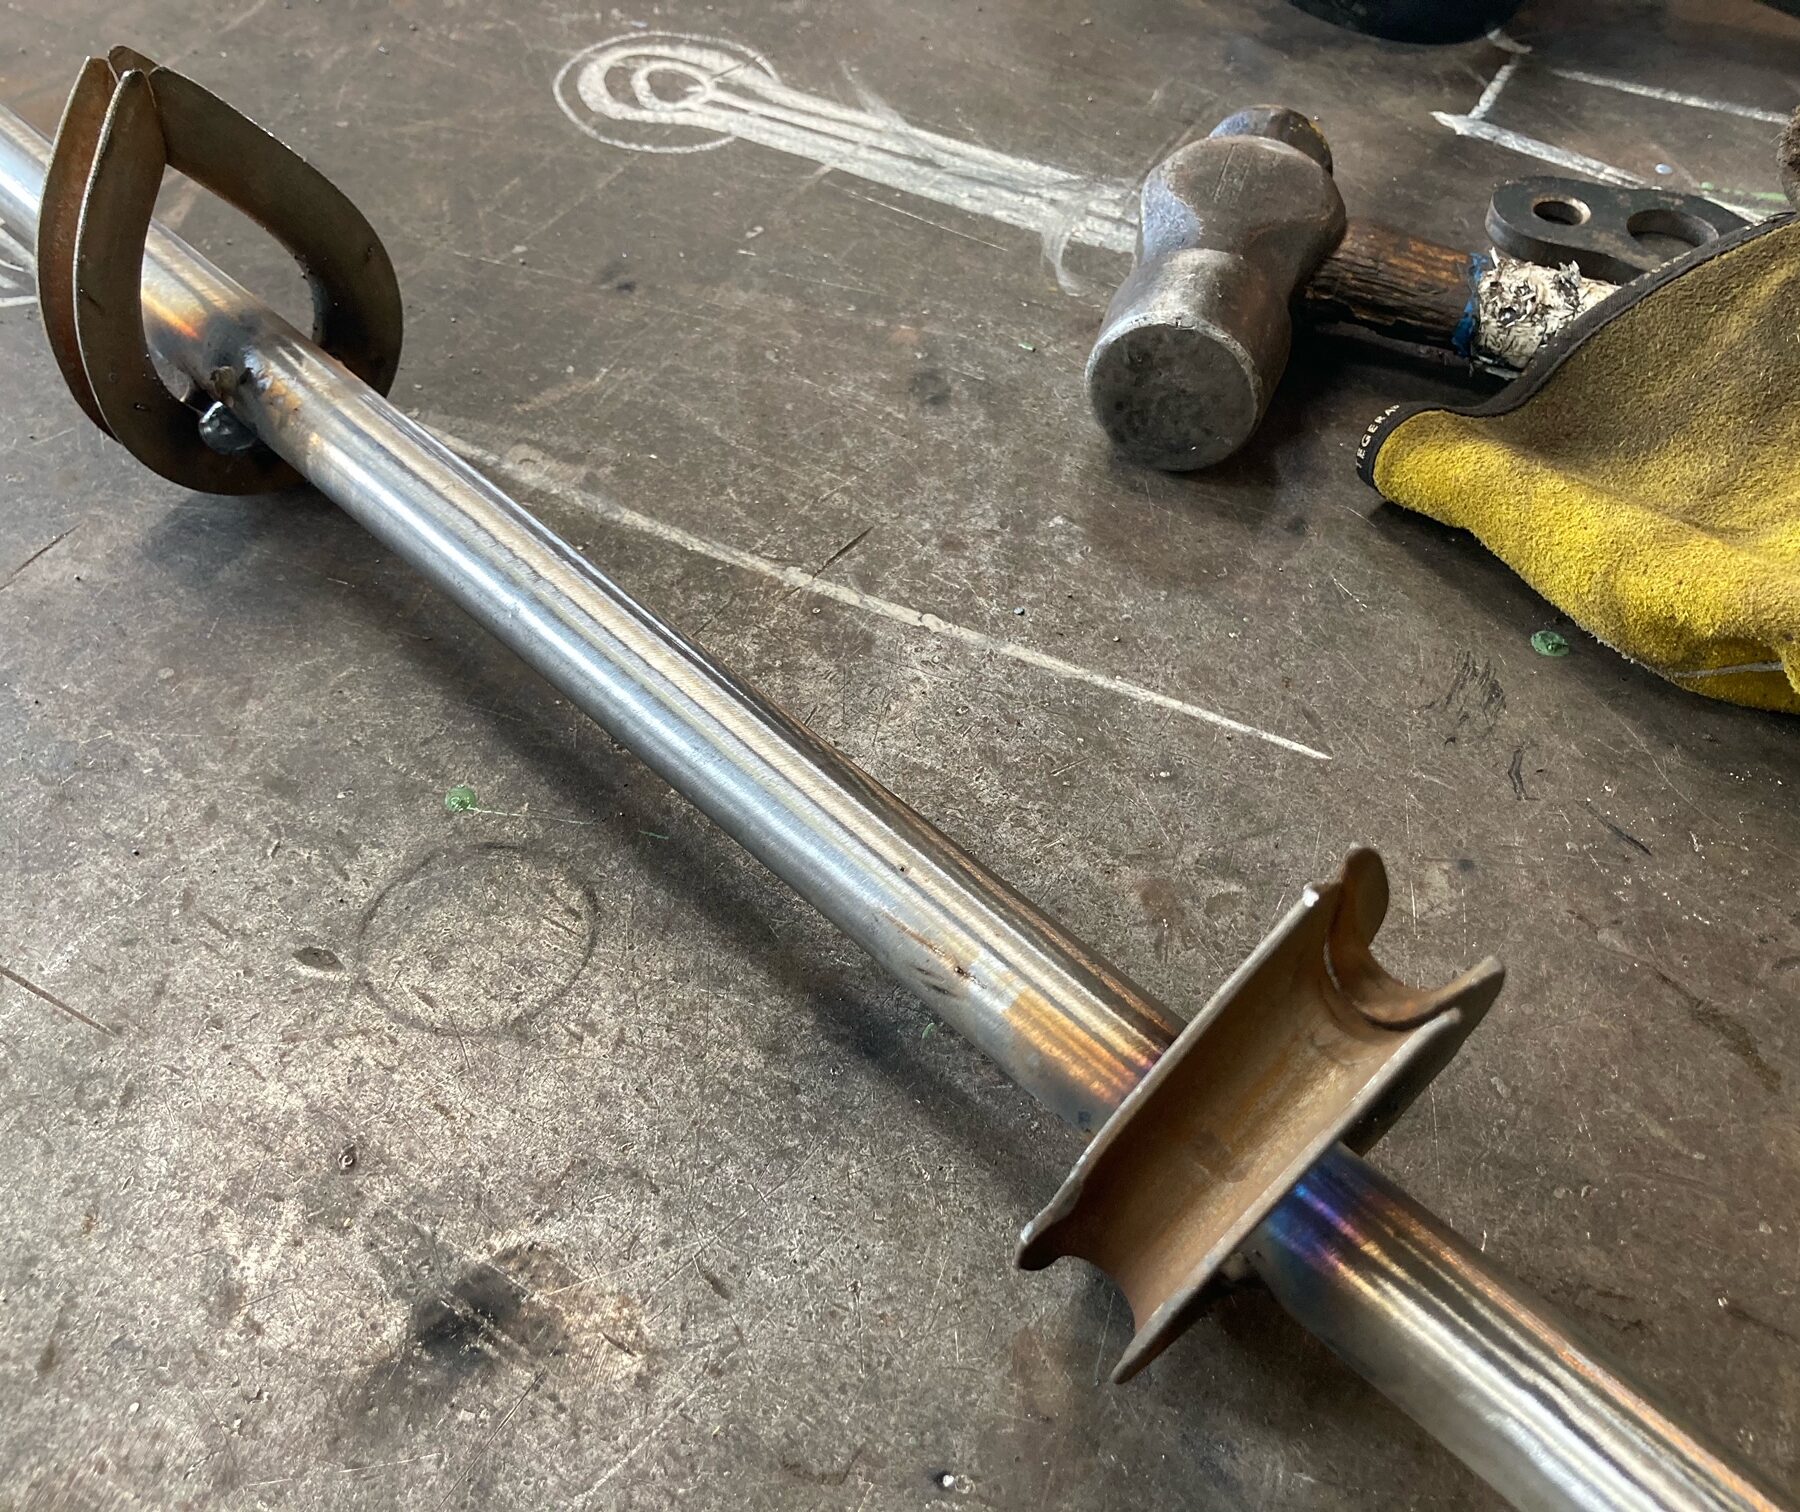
(1487, 173), (1750, 281)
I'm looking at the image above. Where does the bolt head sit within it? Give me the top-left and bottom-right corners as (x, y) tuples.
(197, 401), (261, 456)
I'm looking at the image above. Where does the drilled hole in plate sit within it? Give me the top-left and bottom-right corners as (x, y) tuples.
(1532, 196), (1589, 226)
(1626, 205), (1718, 260)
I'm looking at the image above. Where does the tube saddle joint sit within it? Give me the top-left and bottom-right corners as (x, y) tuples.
(1017, 847), (1502, 1381)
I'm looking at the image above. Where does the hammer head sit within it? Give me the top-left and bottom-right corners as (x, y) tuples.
(1088, 108), (1346, 471)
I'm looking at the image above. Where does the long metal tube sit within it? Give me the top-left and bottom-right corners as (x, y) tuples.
(0, 102), (1783, 1512)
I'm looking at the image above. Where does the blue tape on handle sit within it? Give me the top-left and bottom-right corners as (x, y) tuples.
(1452, 252), (1491, 359)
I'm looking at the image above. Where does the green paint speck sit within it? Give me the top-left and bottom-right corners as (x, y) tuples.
(1699, 182), (1790, 206)
(1530, 630), (1571, 658)
(444, 784), (478, 813)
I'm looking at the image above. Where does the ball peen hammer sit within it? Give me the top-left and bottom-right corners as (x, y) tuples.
(1088, 107), (1742, 470)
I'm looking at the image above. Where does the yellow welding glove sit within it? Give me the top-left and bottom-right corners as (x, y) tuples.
(1358, 215), (1800, 714)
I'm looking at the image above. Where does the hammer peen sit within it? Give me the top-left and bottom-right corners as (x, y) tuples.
(1089, 107), (1613, 471)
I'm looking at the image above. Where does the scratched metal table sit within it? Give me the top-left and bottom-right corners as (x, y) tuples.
(1, 1), (1797, 1507)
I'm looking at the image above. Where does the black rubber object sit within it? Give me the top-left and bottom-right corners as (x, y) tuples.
(1288, 0), (1526, 43)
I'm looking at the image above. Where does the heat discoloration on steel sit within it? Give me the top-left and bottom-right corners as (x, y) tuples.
(1018, 848), (1502, 1380)
(36, 48), (403, 494)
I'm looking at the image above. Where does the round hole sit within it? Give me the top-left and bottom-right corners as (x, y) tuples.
(1625, 206), (1718, 260)
(1532, 197), (1590, 225)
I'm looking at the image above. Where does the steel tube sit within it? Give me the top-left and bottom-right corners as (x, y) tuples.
(0, 102), (1784, 1512)
(1, 104), (1176, 1134)
(1248, 1147), (1779, 1512)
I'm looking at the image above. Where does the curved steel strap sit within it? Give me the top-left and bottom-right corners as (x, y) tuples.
(36, 57), (114, 438)
(115, 47), (405, 397)
(38, 49), (404, 494)
(73, 70), (291, 494)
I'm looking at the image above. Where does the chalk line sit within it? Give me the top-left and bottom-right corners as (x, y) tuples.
(1434, 113), (1762, 217)
(553, 33), (1137, 291)
(431, 425), (1330, 762)
(1544, 68), (1791, 126)
(1431, 113), (1644, 186)
(1467, 58), (1522, 123)
(1439, 49), (1779, 218)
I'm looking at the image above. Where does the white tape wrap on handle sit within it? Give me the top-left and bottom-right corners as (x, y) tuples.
(1473, 252), (1615, 371)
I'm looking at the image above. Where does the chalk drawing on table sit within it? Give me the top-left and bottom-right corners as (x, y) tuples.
(553, 33), (1138, 290)
(0, 216), (36, 310)
(431, 422), (1332, 762)
(1434, 36), (1784, 217)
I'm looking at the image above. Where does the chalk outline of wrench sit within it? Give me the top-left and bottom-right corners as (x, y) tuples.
(556, 29), (1785, 266)
(552, 31), (1137, 291)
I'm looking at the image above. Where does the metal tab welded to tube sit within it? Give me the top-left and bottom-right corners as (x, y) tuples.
(1018, 847), (1503, 1380)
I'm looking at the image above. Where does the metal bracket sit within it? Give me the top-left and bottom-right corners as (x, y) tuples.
(37, 48), (404, 494)
(1487, 175), (1747, 284)
(1017, 847), (1502, 1382)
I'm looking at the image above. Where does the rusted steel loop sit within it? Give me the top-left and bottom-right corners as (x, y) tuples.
(37, 57), (114, 439)
(37, 50), (403, 493)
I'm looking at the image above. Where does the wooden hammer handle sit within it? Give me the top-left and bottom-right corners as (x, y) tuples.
(1299, 221), (1484, 352)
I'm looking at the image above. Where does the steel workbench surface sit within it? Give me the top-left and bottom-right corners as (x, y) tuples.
(0, 1), (1796, 1507)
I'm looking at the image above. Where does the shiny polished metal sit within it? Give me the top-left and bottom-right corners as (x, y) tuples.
(1247, 1148), (1783, 1512)
(0, 93), (1786, 1512)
